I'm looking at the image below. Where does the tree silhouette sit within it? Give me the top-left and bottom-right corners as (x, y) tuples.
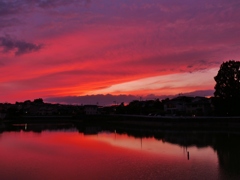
(214, 60), (240, 115)
(214, 60), (240, 99)
(33, 98), (44, 104)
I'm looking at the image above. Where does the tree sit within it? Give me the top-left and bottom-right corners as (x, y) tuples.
(214, 60), (240, 99)
(33, 98), (44, 104)
(214, 60), (240, 115)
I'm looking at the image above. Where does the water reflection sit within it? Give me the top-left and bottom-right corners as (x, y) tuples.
(0, 122), (240, 179)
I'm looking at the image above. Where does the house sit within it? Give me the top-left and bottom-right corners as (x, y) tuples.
(186, 97), (212, 116)
(164, 96), (212, 116)
(84, 105), (98, 115)
(164, 96), (193, 116)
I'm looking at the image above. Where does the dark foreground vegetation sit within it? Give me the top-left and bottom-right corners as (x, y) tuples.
(0, 95), (214, 120)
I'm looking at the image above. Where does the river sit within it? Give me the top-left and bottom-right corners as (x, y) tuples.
(0, 123), (239, 180)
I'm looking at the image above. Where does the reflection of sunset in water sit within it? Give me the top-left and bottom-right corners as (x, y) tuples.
(86, 132), (218, 162)
(0, 130), (221, 180)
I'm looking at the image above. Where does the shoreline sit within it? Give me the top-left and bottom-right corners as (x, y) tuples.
(1, 114), (240, 133)
(3, 114), (240, 122)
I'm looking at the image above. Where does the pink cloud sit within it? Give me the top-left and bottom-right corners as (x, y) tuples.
(0, 0), (240, 103)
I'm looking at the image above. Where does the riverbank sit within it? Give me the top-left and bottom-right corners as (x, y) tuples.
(77, 114), (240, 132)
(3, 114), (240, 133)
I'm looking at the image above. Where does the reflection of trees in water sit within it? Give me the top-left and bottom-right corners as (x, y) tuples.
(212, 134), (240, 177)
(161, 132), (240, 176)
(98, 126), (240, 176)
(2, 122), (240, 176)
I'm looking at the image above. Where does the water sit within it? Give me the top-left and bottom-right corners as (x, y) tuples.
(0, 123), (239, 180)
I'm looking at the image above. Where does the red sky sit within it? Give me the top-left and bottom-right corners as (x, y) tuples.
(0, 0), (240, 104)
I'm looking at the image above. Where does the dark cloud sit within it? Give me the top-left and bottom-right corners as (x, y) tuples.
(45, 94), (138, 106)
(0, 36), (43, 55)
(44, 90), (214, 106)
(0, 1), (20, 16)
(128, 49), (216, 73)
(185, 60), (220, 73)
(36, 0), (91, 8)
(0, 0), (91, 16)
(183, 90), (214, 97)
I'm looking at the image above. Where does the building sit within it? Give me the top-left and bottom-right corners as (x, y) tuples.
(163, 96), (212, 116)
(84, 105), (98, 115)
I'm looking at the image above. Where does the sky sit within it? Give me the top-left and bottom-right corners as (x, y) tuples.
(0, 0), (240, 105)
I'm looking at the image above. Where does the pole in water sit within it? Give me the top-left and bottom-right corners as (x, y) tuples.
(187, 151), (190, 160)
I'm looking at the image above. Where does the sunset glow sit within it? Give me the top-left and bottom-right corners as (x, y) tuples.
(0, 0), (240, 104)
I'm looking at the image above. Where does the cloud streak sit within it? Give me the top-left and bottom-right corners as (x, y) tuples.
(0, 1), (20, 16)
(87, 68), (217, 95)
(0, 0), (91, 14)
(0, 36), (43, 55)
